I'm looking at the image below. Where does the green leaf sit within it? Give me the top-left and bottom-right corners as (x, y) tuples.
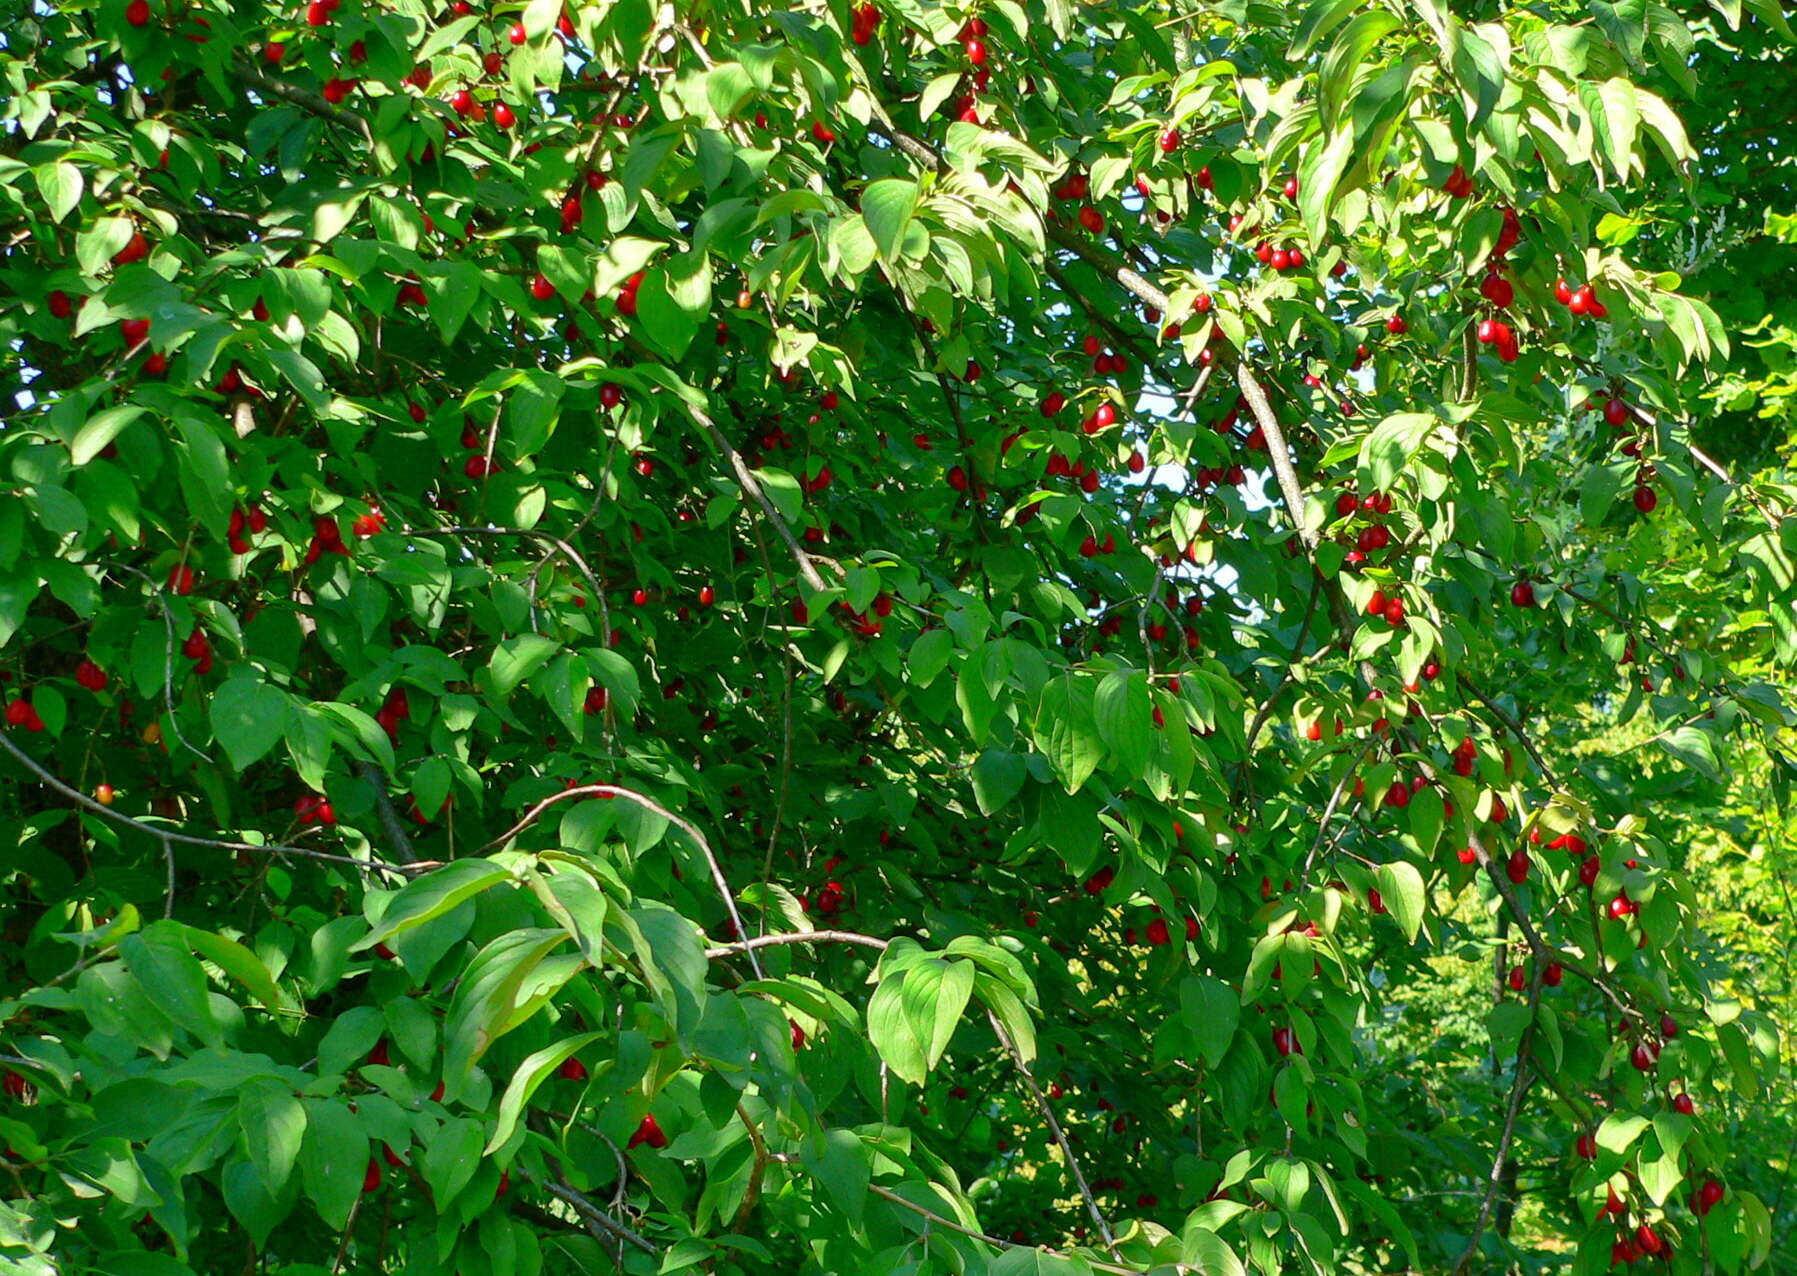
(1375, 860), (1427, 942)
(924, 958), (975, 1070)
(442, 929), (573, 1094)
(1596, 1113), (1650, 1154)
(705, 64), (756, 119)
(866, 971), (928, 1084)
(634, 269), (702, 360)
(489, 634), (561, 697)
(909, 628), (954, 688)
(1297, 125), (1357, 244)
(208, 675), (290, 771)
(862, 179), (920, 262)
(34, 161), (83, 222)
(356, 859), (515, 950)
(1180, 975), (1241, 1069)
(1658, 725), (1726, 783)
(1582, 460), (1625, 525)
(1358, 412), (1436, 488)
(971, 749), (1027, 814)
(990, 1248), (1096, 1274)
(298, 1099), (366, 1229)
(1290, 0), (1364, 57)
(238, 1080), (307, 1197)
(1180, 1227), (1248, 1276)
(182, 927), (283, 1009)
(1319, 11), (1402, 129)
(1036, 675), (1102, 793)
(421, 1117), (485, 1207)
(799, 1129), (870, 1226)
(485, 1033), (603, 1154)
(1407, 786), (1444, 859)
(1452, 24), (1505, 132)
(624, 903), (707, 1038)
(70, 406), (145, 467)
(1094, 670), (1152, 780)
(120, 928), (219, 1046)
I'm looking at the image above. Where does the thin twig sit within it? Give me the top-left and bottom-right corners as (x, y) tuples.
(984, 1008), (1121, 1262)
(103, 561), (211, 763)
(545, 1181), (657, 1255)
(1450, 970), (1543, 1275)
(404, 526), (606, 620)
(866, 1184), (1140, 1276)
(705, 929), (890, 959)
(0, 732), (415, 880)
(1238, 570), (1324, 770)
(686, 404), (829, 592)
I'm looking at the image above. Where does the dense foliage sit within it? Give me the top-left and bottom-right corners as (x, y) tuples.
(1, 0), (1794, 1272)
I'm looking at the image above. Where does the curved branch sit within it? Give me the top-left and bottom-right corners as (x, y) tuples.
(478, 783), (763, 980)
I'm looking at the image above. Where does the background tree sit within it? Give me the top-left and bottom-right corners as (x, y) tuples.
(1, 0), (1793, 1272)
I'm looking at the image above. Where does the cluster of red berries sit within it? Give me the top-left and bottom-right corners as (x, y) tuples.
(181, 625), (214, 675)
(1048, 173), (1105, 235)
(294, 792), (337, 826)
(1079, 333), (1128, 376)
(225, 505), (267, 555)
(1254, 240), (1306, 272)
(1441, 164), (1475, 199)
(848, 2), (882, 45)
(374, 687), (410, 743)
(1554, 276), (1609, 318)
(75, 659), (109, 692)
(1590, 393), (1658, 513)
(4, 699), (45, 732)
(615, 269), (646, 317)
(302, 515), (352, 566)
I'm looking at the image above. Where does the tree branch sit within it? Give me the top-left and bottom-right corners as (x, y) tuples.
(985, 1008), (1122, 1262)
(230, 54), (375, 145)
(477, 783), (763, 980)
(0, 732), (415, 881)
(1450, 969), (1543, 1275)
(685, 403), (830, 593)
(705, 928), (890, 959)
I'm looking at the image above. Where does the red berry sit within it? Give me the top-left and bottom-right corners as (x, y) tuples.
(628, 1114), (668, 1149)
(126, 0), (151, 24)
